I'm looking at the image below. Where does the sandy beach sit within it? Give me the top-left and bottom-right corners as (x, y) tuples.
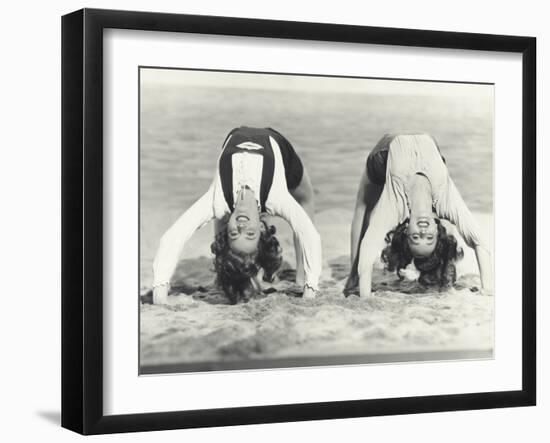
(139, 72), (494, 373)
(140, 209), (494, 373)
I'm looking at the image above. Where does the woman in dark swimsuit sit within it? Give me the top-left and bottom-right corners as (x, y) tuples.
(152, 127), (321, 304)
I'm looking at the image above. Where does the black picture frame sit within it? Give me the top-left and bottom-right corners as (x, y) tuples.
(61, 8), (536, 435)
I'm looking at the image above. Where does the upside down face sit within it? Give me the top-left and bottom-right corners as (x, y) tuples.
(226, 210), (266, 255)
(406, 215), (438, 258)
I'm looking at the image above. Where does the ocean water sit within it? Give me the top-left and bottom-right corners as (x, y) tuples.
(139, 80), (494, 370)
(140, 83), (493, 285)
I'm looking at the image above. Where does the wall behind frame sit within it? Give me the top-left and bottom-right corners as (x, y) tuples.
(0, 0), (545, 442)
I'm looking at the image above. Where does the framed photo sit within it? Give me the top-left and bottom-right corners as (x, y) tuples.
(61, 8), (536, 435)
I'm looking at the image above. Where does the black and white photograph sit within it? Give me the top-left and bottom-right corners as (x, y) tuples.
(139, 67), (494, 374)
(2, 0), (545, 439)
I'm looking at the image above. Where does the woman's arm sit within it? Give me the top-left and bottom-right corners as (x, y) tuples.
(288, 167), (315, 291)
(350, 170), (385, 268)
(437, 177), (493, 292)
(350, 170), (368, 267)
(275, 194), (322, 296)
(152, 183), (215, 303)
(356, 191), (398, 297)
(345, 170), (385, 294)
(475, 245), (493, 294)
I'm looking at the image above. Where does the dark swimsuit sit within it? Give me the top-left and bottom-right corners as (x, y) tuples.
(219, 127), (304, 211)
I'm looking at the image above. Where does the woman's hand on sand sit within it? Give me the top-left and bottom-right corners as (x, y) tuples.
(153, 285), (169, 304)
(480, 286), (494, 296)
(303, 286), (316, 299)
(359, 277), (372, 297)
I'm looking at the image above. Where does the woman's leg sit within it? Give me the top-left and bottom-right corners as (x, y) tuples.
(345, 169), (383, 293)
(289, 167), (315, 286)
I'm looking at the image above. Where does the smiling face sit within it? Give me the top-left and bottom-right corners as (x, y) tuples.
(226, 210), (265, 255)
(406, 215), (438, 258)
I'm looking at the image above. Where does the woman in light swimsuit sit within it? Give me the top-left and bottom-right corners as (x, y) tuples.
(152, 126), (321, 304)
(345, 133), (493, 297)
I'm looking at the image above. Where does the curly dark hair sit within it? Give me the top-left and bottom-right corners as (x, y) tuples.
(210, 216), (282, 304)
(381, 218), (464, 288)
